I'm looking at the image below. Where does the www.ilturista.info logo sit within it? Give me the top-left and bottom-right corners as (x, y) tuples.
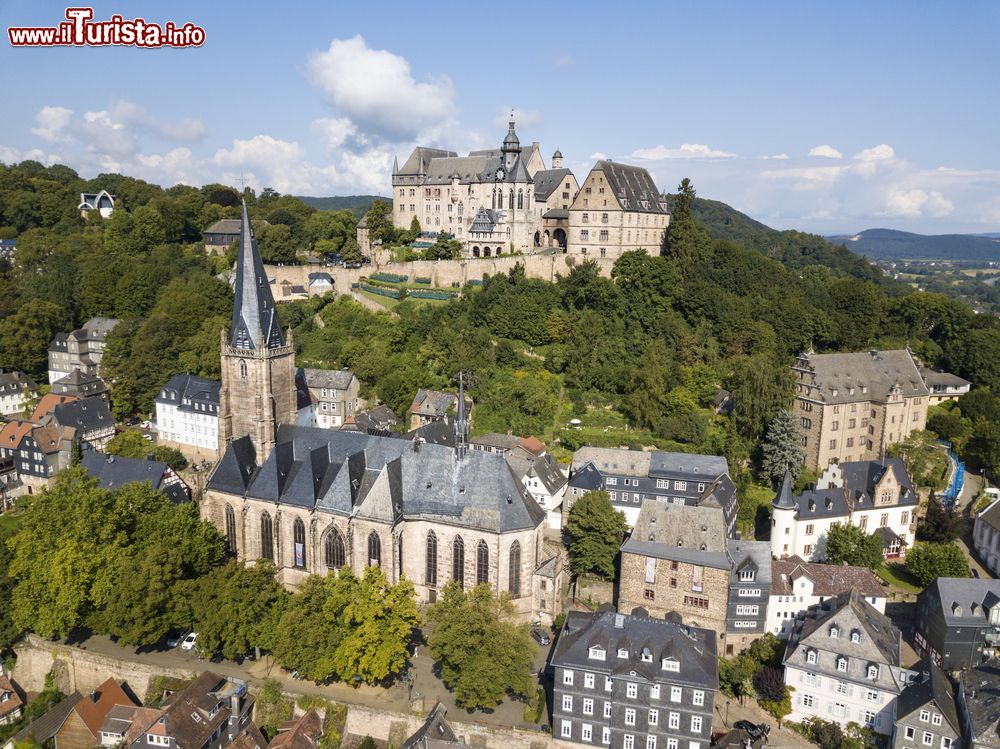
(8, 7), (205, 48)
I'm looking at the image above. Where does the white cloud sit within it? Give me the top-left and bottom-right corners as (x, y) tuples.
(213, 135), (304, 169)
(32, 106), (73, 142)
(589, 152), (608, 161)
(306, 35), (455, 141)
(109, 101), (206, 142)
(312, 117), (356, 151)
(630, 143), (737, 160)
(854, 144), (895, 162)
(0, 145), (62, 165)
(808, 144), (842, 159)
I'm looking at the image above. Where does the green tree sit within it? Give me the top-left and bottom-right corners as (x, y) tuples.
(409, 215), (422, 235)
(565, 491), (627, 579)
(106, 430), (153, 459)
(906, 542), (969, 585)
(665, 178), (712, 271)
(760, 409), (806, 485)
(426, 582), (536, 710)
(257, 223), (297, 264)
(423, 233), (462, 261)
(824, 524), (884, 570)
(272, 575), (350, 683)
(339, 237), (363, 265)
(328, 566), (419, 685)
(0, 300), (66, 377)
(364, 200), (394, 245)
(919, 493), (962, 543)
(189, 560), (288, 660)
(102, 544), (188, 647)
(0, 524), (22, 654)
(728, 354), (794, 441)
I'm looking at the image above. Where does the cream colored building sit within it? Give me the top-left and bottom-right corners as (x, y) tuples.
(793, 349), (930, 471)
(392, 120), (576, 257)
(567, 160), (670, 260)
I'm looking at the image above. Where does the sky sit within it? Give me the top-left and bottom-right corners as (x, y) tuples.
(2, 0), (1000, 235)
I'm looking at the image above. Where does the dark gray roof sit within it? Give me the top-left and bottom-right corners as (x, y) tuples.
(960, 661), (1000, 746)
(794, 349), (929, 404)
(469, 207), (500, 234)
(568, 462), (603, 491)
(405, 420), (456, 448)
(980, 498), (1000, 532)
(622, 500), (730, 569)
(51, 369), (108, 397)
(533, 168), (573, 201)
(0, 370), (35, 396)
(342, 405), (400, 436)
(80, 453), (190, 504)
(230, 201), (284, 351)
(205, 219), (242, 235)
(401, 702), (460, 749)
(299, 368), (355, 392)
(919, 367), (971, 389)
(897, 659), (960, 732)
(307, 272), (333, 283)
(551, 609), (718, 689)
(209, 424), (544, 533)
(593, 160), (669, 214)
(156, 374), (220, 411)
(542, 208), (569, 219)
(52, 398), (113, 434)
(777, 458), (917, 519)
(774, 470), (795, 509)
(13, 692), (84, 744)
(926, 578), (1000, 626)
(396, 147), (458, 176)
(728, 540), (772, 586)
(411, 389), (456, 417)
(507, 450), (566, 495)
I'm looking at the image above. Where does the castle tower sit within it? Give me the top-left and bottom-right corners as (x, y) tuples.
(771, 469), (798, 559)
(501, 117), (521, 172)
(551, 148), (563, 169)
(217, 200), (297, 462)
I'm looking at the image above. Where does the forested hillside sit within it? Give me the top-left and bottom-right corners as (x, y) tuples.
(296, 194), (386, 216)
(826, 228), (1000, 261)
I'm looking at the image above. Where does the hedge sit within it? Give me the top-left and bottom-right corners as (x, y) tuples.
(370, 272), (408, 284)
(360, 283), (403, 299)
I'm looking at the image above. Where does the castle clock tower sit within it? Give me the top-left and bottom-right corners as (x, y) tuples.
(217, 200), (297, 462)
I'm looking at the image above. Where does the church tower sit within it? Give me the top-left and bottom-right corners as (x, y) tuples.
(501, 117), (522, 172)
(217, 200), (297, 462)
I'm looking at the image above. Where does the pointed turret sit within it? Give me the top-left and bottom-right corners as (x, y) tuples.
(392, 155), (399, 174)
(774, 469), (796, 509)
(501, 116), (521, 171)
(230, 200), (285, 350)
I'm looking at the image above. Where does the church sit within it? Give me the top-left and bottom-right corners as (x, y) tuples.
(202, 204), (562, 621)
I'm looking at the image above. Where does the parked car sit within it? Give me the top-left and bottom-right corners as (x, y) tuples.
(140, 420), (152, 430)
(734, 721), (769, 740)
(166, 630), (189, 648)
(531, 627), (551, 646)
(181, 632), (198, 651)
(142, 434), (153, 442)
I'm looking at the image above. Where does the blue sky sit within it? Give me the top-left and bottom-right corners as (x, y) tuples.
(3, 0), (999, 234)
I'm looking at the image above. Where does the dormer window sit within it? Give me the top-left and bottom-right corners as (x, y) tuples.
(617, 648), (629, 658)
(829, 626), (839, 639)
(588, 646), (606, 661)
(740, 569), (755, 582)
(661, 657), (680, 672)
(867, 664), (879, 680)
(806, 650), (817, 664)
(837, 657), (848, 672)
(640, 647), (653, 663)
(851, 630), (861, 644)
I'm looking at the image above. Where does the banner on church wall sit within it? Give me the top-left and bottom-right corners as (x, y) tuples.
(295, 542), (304, 568)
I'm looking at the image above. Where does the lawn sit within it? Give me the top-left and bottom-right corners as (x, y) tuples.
(878, 562), (922, 593)
(358, 290), (448, 311)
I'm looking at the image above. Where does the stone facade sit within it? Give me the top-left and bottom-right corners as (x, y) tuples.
(567, 161), (669, 261)
(793, 349), (931, 471)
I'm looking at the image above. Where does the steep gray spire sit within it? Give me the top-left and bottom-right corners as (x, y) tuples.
(230, 200), (285, 350)
(455, 372), (468, 460)
(774, 469), (796, 509)
(392, 155), (399, 174)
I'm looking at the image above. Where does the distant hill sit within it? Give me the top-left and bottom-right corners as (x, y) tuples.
(825, 228), (1000, 261)
(296, 195), (388, 217)
(673, 195), (890, 286)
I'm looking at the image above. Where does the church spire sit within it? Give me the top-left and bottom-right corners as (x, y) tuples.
(230, 200), (285, 350)
(774, 469), (796, 509)
(455, 372), (469, 460)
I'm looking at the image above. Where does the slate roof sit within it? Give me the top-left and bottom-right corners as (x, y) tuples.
(794, 349), (929, 405)
(472, 433), (521, 451)
(12, 692), (84, 744)
(209, 424), (544, 533)
(341, 405), (400, 436)
(156, 374), (221, 411)
(571, 446), (727, 480)
(896, 659), (960, 732)
(81, 453), (190, 504)
(0, 370), (35, 396)
(397, 147), (459, 176)
(770, 556), (886, 598)
(507, 449), (566, 495)
(542, 208), (569, 219)
(622, 500), (731, 569)
(980, 498), (1000, 532)
(401, 702), (460, 749)
(919, 367), (971, 390)
(591, 160), (668, 214)
(925, 578), (1000, 627)
(52, 398), (113, 435)
(51, 369), (109, 398)
(205, 219), (243, 235)
(533, 168), (573, 201)
(728, 540), (772, 586)
(411, 389), (456, 418)
(299, 368), (355, 391)
(230, 201), (284, 351)
(31, 392), (78, 422)
(405, 421), (456, 448)
(777, 458), (917, 519)
(960, 661), (1000, 747)
(551, 609), (718, 689)
(307, 272), (333, 284)
(469, 207), (501, 234)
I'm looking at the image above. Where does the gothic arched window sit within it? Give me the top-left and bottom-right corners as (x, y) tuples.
(508, 190), (514, 209)
(508, 541), (521, 597)
(239, 360), (248, 379)
(368, 531), (381, 567)
(458, 201), (464, 217)
(224, 504), (237, 555)
(325, 528), (346, 570)
(293, 517), (306, 569)
(453, 536), (465, 587)
(426, 531), (438, 586)
(476, 540), (489, 586)
(491, 190), (496, 209)
(517, 189), (523, 209)
(260, 512), (273, 561)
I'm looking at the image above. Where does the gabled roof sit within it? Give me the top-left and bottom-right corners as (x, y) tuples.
(71, 678), (139, 738)
(13, 692), (84, 744)
(230, 201), (284, 351)
(51, 369), (109, 397)
(397, 147), (459, 176)
(468, 207), (501, 234)
(81, 453), (190, 504)
(960, 661), (1000, 745)
(156, 374), (220, 409)
(32, 423), (75, 455)
(401, 702), (460, 749)
(728, 540), (772, 585)
(771, 556), (885, 598)
(52, 398), (113, 434)
(924, 578), (1000, 626)
(897, 659), (960, 733)
(0, 674), (23, 719)
(622, 500), (730, 569)
(410, 389), (456, 417)
(590, 160), (668, 214)
(31, 392), (78, 422)
(0, 370), (36, 395)
(266, 710), (322, 749)
(0, 420), (33, 450)
(533, 168), (573, 201)
(794, 349), (929, 404)
(298, 368), (355, 391)
(980, 498), (1000, 533)
(507, 450), (566, 495)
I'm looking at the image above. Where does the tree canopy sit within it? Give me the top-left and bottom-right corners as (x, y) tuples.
(565, 491), (628, 579)
(823, 524), (884, 571)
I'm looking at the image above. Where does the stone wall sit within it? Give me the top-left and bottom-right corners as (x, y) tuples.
(266, 253), (617, 303)
(12, 634), (195, 697)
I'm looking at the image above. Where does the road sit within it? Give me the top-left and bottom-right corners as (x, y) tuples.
(955, 471), (992, 579)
